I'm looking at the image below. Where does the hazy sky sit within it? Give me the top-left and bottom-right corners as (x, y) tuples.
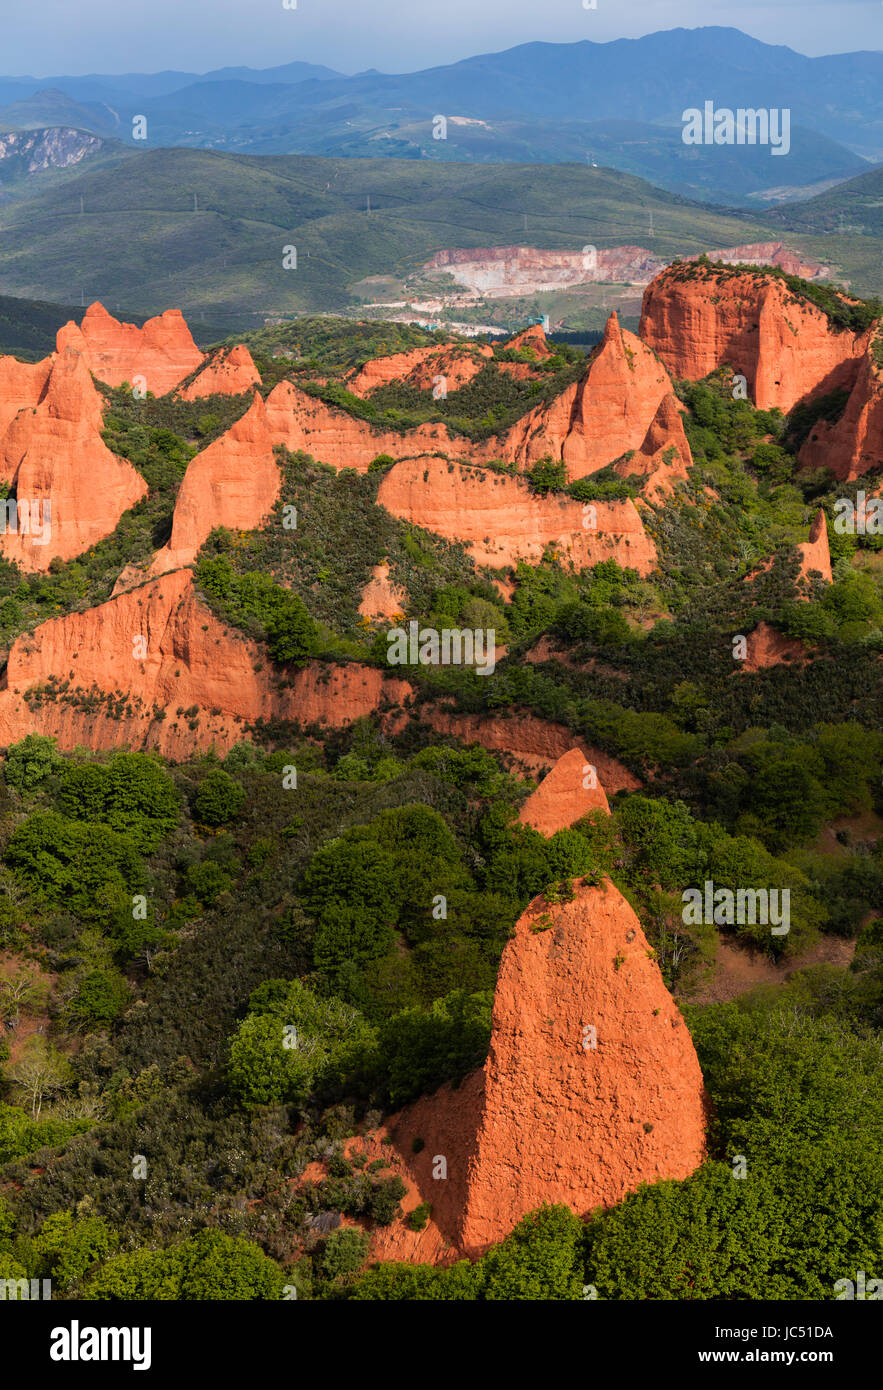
(4, 0), (882, 76)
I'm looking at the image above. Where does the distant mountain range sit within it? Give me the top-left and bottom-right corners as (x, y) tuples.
(0, 29), (881, 206)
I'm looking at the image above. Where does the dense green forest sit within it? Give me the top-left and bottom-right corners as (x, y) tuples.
(1, 294), (882, 1300)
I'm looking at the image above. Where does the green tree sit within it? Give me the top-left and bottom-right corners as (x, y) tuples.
(193, 768), (246, 826)
(265, 595), (317, 666)
(4, 734), (62, 792)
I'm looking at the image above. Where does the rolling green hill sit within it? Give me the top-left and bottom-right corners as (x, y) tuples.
(767, 164), (883, 237)
(0, 291), (86, 358)
(0, 147), (778, 331)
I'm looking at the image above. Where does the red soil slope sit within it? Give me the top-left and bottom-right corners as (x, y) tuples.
(178, 345), (261, 400)
(517, 745), (610, 834)
(150, 393), (281, 575)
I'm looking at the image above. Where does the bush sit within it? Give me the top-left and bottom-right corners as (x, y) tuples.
(193, 768), (246, 826)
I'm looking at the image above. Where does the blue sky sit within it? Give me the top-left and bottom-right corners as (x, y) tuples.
(4, 0), (882, 76)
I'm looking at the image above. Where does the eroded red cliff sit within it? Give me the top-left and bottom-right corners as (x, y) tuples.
(265, 378), (453, 469)
(0, 569), (413, 757)
(373, 876), (707, 1261)
(640, 265), (870, 411)
(797, 509), (833, 585)
(479, 313), (678, 478)
(358, 562), (407, 621)
(150, 393), (281, 575)
(376, 456), (658, 573)
(0, 354), (53, 436)
(517, 745), (610, 834)
(178, 344), (261, 400)
(57, 301), (204, 396)
(346, 342), (493, 398)
(0, 346), (147, 570)
(420, 704), (641, 789)
(799, 333), (883, 481)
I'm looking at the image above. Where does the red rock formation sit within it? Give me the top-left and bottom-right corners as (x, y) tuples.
(623, 391), (693, 499)
(150, 393), (280, 575)
(0, 354), (53, 436)
(799, 335), (883, 481)
(376, 457), (657, 573)
(346, 343), (493, 398)
(178, 345), (261, 401)
(640, 266), (870, 411)
(738, 621), (808, 673)
(504, 324), (552, 358)
(745, 510), (832, 595)
(264, 317), (681, 486)
(0, 346), (147, 571)
(57, 302), (204, 396)
(421, 704), (641, 790)
(518, 746), (610, 834)
(479, 314), (676, 478)
(358, 562), (407, 621)
(797, 509), (832, 585)
(405, 347), (492, 394)
(264, 379), (452, 470)
(373, 876), (706, 1261)
(0, 569), (413, 757)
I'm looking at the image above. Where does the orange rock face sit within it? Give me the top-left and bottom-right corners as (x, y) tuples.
(797, 509), (832, 586)
(150, 393), (281, 575)
(739, 621), (808, 673)
(375, 877), (707, 1261)
(376, 457), (657, 573)
(346, 343), (493, 398)
(624, 391), (693, 499)
(0, 354), (53, 436)
(479, 313), (676, 478)
(517, 746), (610, 834)
(640, 266), (870, 412)
(504, 324), (552, 358)
(0, 569), (413, 757)
(264, 316), (680, 487)
(178, 344), (261, 401)
(421, 704), (641, 790)
(799, 336), (883, 481)
(358, 562), (407, 621)
(57, 301), (204, 396)
(0, 346), (147, 571)
(265, 378), (452, 470)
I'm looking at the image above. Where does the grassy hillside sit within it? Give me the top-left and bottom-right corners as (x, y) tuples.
(767, 164), (883, 237)
(0, 291), (84, 358)
(0, 147), (776, 330)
